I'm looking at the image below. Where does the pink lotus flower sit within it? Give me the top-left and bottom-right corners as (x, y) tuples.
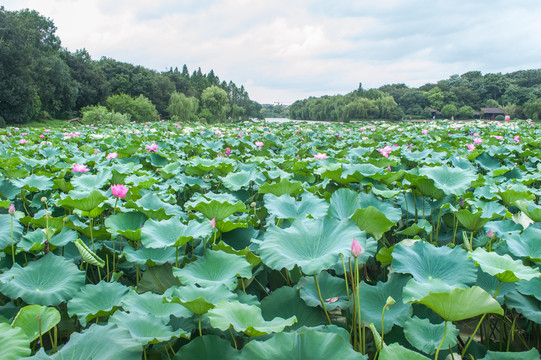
(513, 135), (520, 143)
(314, 152), (327, 160)
(8, 203), (15, 215)
(255, 141), (264, 149)
(72, 163), (90, 173)
(488, 230), (495, 238)
(377, 145), (393, 158)
(467, 143), (475, 152)
(224, 147), (231, 156)
(21, 132), (28, 136)
(39, 134), (45, 138)
(473, 138), (483, 144)
(19, 139), (27, 144)
(351, 238), (362, 258)
(111, 184), (129, 198)
(421, 129), (428, 135)
(210, 218), (216, 229)
(44, 129), (50, 133)
(146, 142), (158, 153)
(106, 152), (118, 159)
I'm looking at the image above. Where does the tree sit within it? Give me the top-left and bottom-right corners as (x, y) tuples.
(441, 104), (458, 119)
(458, 105), (474, 119)
(201, 85), (229, 122)
(523, 98), (541, 120)
(105, 94), (158, 122)
(167, 91), (198, 121)
(426, 87), (444, 110)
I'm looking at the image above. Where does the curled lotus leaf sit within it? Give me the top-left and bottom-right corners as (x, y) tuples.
(468, 248), (541, 283)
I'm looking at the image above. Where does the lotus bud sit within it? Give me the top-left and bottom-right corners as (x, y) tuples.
(46, 211), (52, 217)
(8, 203), (15, 215)
(41, 197), (47, 203)
(250, 202), (257, 208)
(351, 238), (362, 258)
(210, 218), (216, 229)
(385, 296), (396, 307)
(459, 199), (465, 208)
(63, 216), (69, 223)
(488, 230), (495, 239)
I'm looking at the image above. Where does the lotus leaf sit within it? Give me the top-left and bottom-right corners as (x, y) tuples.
(264, 192), (329, 220)
(297, 271), (348, 311)
(120, 290), (192, 321)
(419, 165), (477, 196)
(476, 269), (516, 304)
(173, 250), (252, 290)
(70, 169), (112, 190)
(0, 253), (85, 306)
(258, 178), (304, 196)
(351, 206), (396, 240)
(129, 192), (185, 220)
(469, 248), (540, 282)
(11, 305), (61, 342)
(123, 246), (178, 266)
(137, 264), (181, 294)
(404, 316), (459, 355)
(185, 192), (247, 222)
(515, 200), (541, 222)
(11, 174), (54, 192)
(109, 310), (188, 344)
(208, 300), (296, 336)
(395, 219), (433, 236)
(67, 281), (129, 326)
(479, 349), (541, 360)
(222, 170), (265, 191)
(165, 284), (237, 315)
(516, 277), (541, 301)
(172, 335), (240, 360)
(0, 214), (23, 250)
(0, 322), (30, 360)
(104, 212), (147, 241)
(504, 291), (541, 324)
(506, 227), (541, 262)
(328, 188), (361, 220)
(58, 190), (107, 212)
(141, 216), (212, 248)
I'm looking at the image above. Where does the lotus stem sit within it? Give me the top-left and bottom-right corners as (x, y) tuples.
(37, 315), (43, 349)
(340, 254), (350, 300)
(462, 314), (486, 357)
(229, 328), (237, 349)
(198, 315), (203, 336)
(435, 320), (448, 360)
(507, 315), (516, 352)
(10, 214), (15, 265)
(355, 257), (364, 354)
(313, 274), (332, 325)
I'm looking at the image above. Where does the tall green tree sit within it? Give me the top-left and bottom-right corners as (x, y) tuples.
(167, 91), (198, 121)
(201, 85), (229, 122)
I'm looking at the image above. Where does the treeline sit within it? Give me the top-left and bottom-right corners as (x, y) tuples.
(289, 70), (541, 121)
(0, 7), (261, 126)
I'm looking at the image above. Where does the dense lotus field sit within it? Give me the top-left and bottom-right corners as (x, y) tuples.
(1, 119), (541, 360)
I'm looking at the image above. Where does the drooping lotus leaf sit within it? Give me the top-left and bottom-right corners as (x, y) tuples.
(515, 200), (541, 222)
(297, 271), (348, 311)
(403, 316), (459, 355)
(208, 300), (296, 337)
(264, 192), (329, 220)
(403, 172), (445, 200)
(141, 216), (212, 248)
(394, 219), (432, 236)
(506, 227), (541, 262)
(504, 291), (541, 324)
(379, 343), (430, 360)
(0, 214), (23, 250)
(516, 277), (541, 301)
(476, 269), (516, 304)
(58, 190), (107, 212)
(123, 246), (177, 266)
(256, 217), (373, 275)
(0, 253), (85, 306)
(0, 322), (30, 360)
(136, 264), (181, 295)
(455, 208), (500, 231)
(392, 241), (477, 285)
(172, 335), (241, 360)
(11, 174), (54, 192)
(25, 323), (143, 360)
(419, 165), (477, 196)
(109, 310), (188, 344)
(413, 286), (503, 322)
(185, 192), (247, 222)
(165, 284), (237, 315)
(239, 326), (366, 360)
(261, 286), (326, 330)
(468, 248), (540, 283)
(497, 188), (535, 207)
(67, 281), (130, 326)
(258, 178), (304, 197)
(357, 274), (412, 333)
(74, 238), (105, 267)
(479, 349), (541, 360)
(104, 212), (147, 242)
(358, 192), (402, 223)
(121, 290), (192, 321)
(11, 305), (61, 341)
(173, 250), (252, 290)
(351, 206), (396, 240)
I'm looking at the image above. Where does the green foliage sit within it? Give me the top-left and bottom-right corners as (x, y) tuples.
(523, 98), (541, 120)
(167, 91), (198, 121)
(200, 85), (229, 122)
(106, 94), (158, 122)
(458, 105), (474, 119)
(81, 105), (130, 125)
(441, 104), (458, 118)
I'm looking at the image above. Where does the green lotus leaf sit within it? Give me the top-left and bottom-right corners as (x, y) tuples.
(67, 281), (130, 326)
(403, 278), (469, 303)
(497, 188), (535, 207)
(239, 327), (366, 360)
(123, 246), (178, 266)
(105, 212), (147, 242)
(186, 157), (235, 176)
(141, 216), (212, 248)
(419, 165), (477, 196)
(516, 277), (541, 301)
(379, 343), (430, 360)
(49, 227), (78, 247)
(58, 190), (107, 212)
(468, 248), (540, 283)
(258, 178), (304, 197)
(129, 192), (185, 220)
(0, 322), (30, 360)
(173, 250), (252, 290)
(358, 193), (402, 223)
(70, 169), (112, 190)
(507, 227), (541, 262)
(11, 305), (61, 342)
(264, 193), (328, 220)
(297, 272), (348, 311)
(165, 284), (237, 315)
(26, 323), (143, 360)
(74, 238), (105, 267)
(222, 169), (265, 191)
(109, 310), (188, 344)
(403, 316), (459, 355)
(395, 219), (433, 236)
(479, 349), (541, 360)
(413, 286), (503, 322)
(257, 217), (374, 275)
(403, 172), (445, 200)
(11, 174), (54, 192)
(456, 208), (499, 231)
(515, 200), (541, 222)
(328, 188), (360, 219)
(476, 269), (516, 304)
(0, 253), (85, 306)
(392, 241), (477, 285)
(121, 290), (192, 321)
(504, 291), (541, 324)
(185, 192), (247, 222)
(150, 152), (168, 167)
(172, 335), (241, 360)
(0, 214), (24, 250)
(343, 163), (384, 179)
(261, 286), (326, 330)
(208, 300), (296, 336)
(351, 206), (396, 240)
(357, 274), (412, 333)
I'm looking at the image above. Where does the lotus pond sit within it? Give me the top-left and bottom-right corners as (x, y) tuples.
(0, 119), (540, 360)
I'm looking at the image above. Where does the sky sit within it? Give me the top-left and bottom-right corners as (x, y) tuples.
(4, 0), (541, 105)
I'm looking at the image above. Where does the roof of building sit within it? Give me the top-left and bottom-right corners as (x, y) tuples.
(480, 107), (505, 114)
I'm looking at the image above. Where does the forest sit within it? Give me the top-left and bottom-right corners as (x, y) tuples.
(0, 7), (261, 126)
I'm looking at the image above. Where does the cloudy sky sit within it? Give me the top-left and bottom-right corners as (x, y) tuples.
(4, 1), (541, 104)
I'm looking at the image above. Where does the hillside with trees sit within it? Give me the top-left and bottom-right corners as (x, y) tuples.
(0, 7), (261, 126)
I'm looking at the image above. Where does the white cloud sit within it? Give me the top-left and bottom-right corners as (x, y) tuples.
(4, 0), (541, 104)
